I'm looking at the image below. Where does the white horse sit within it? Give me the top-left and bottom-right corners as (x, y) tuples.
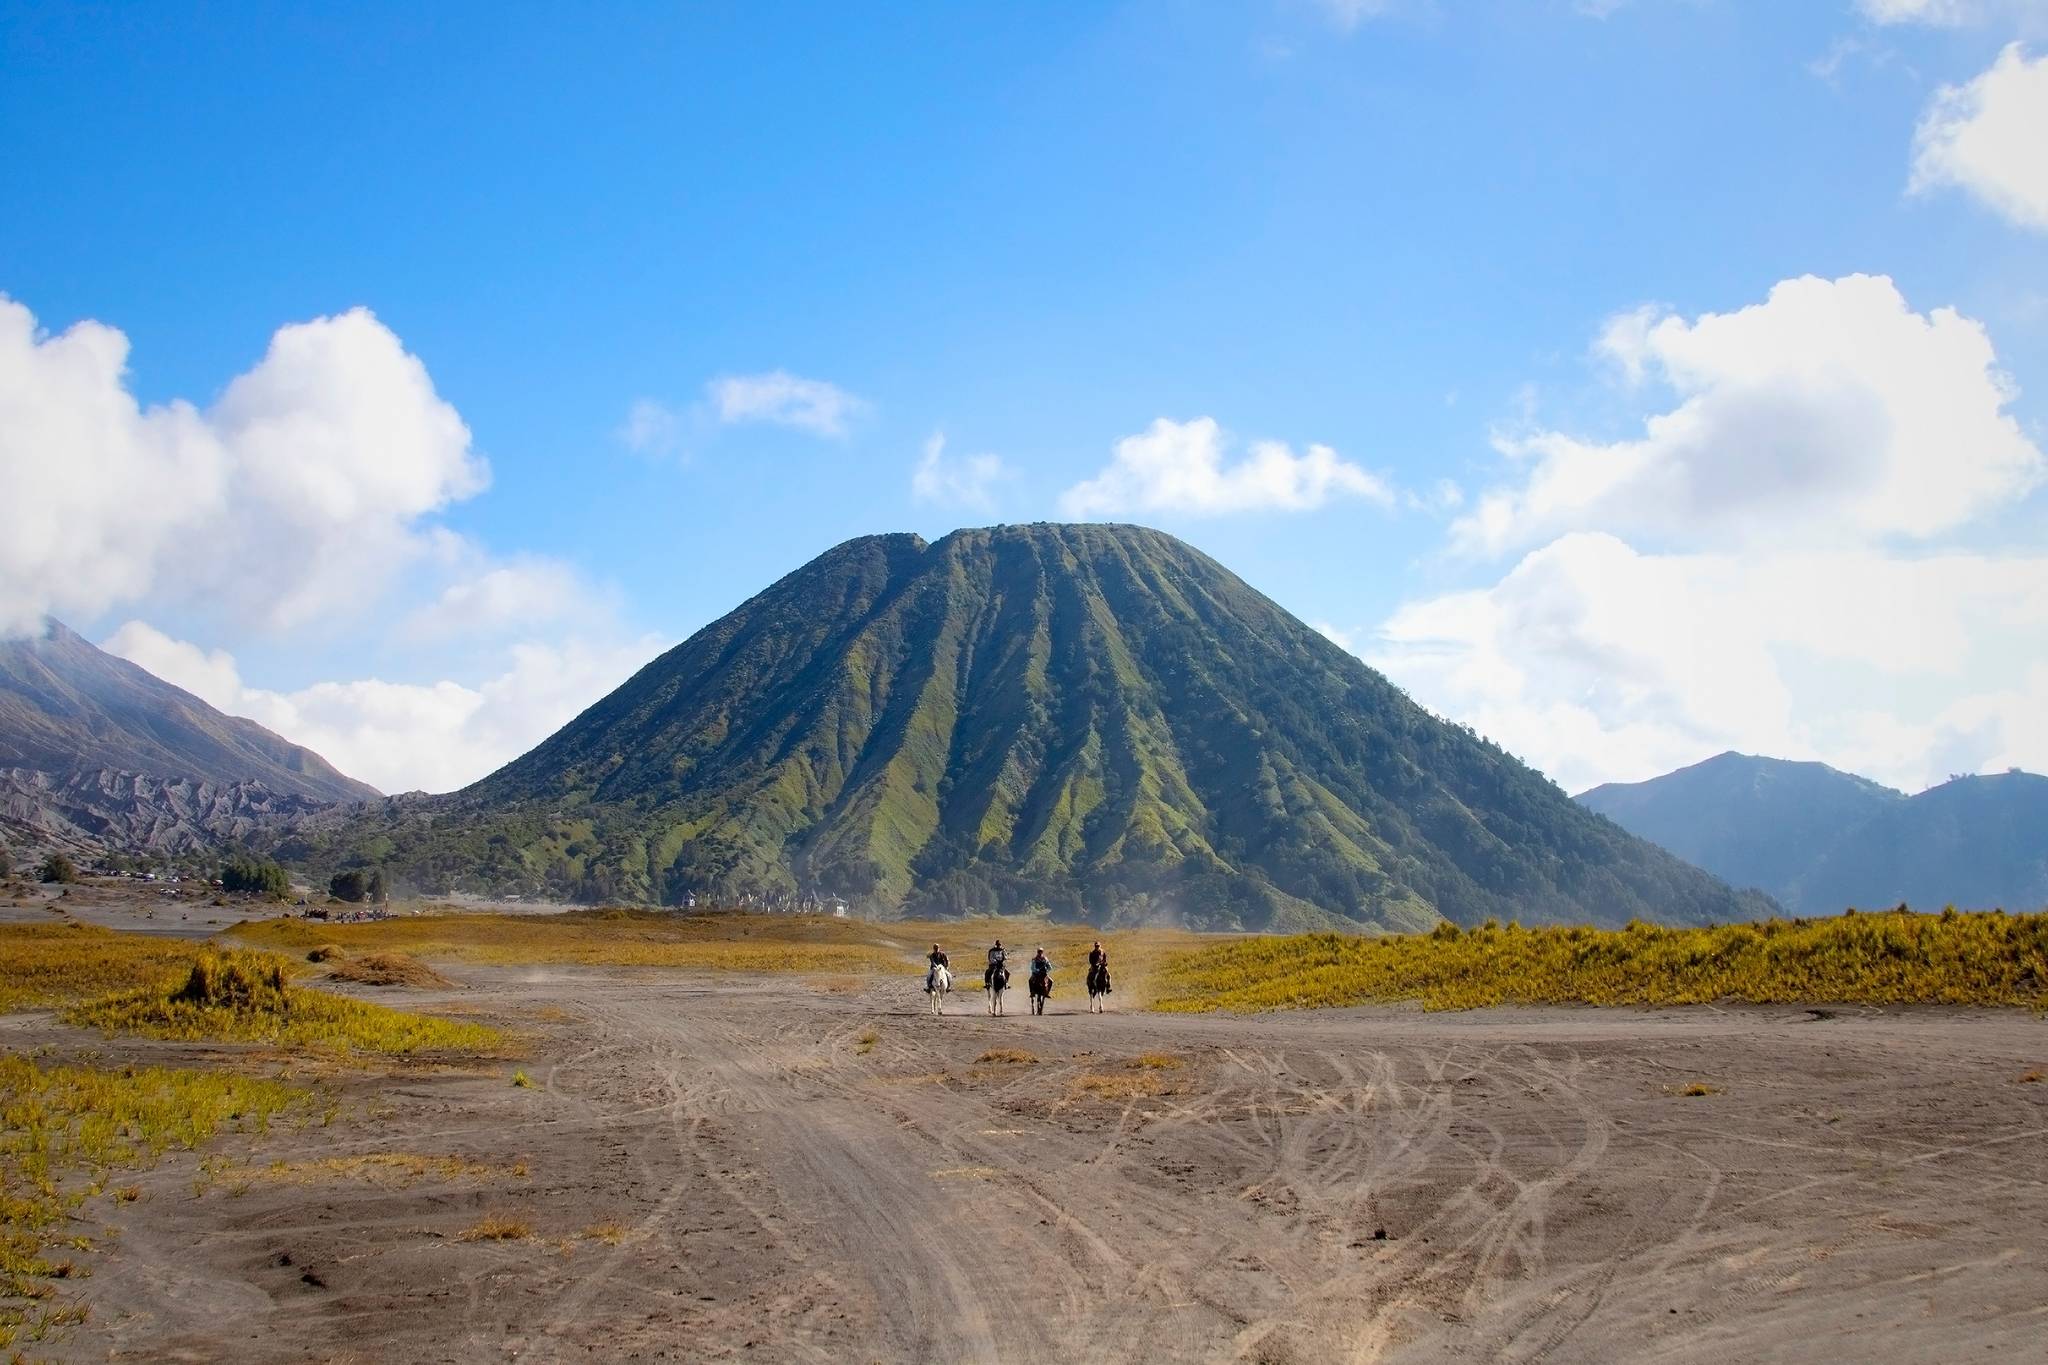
(925, 963), (952, 1015)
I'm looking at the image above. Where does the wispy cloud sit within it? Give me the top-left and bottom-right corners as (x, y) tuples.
(911, 433), (1008, 512)
(705, 370), (866, 438)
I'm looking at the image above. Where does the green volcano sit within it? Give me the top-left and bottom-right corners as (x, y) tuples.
(291, 524), (1764, 930)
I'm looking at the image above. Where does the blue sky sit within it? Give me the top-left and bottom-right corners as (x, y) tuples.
(3, 0), (2045, 795)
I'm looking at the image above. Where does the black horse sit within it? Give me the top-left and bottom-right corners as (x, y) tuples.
(1087, 962), (1112, 1013)
(1028, 965), (1052, 1015)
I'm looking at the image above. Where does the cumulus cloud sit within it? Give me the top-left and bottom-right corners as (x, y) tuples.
(0, 296), (486, 636)
(1372, 273), (2048, 793)
(1911, 43), (2048, 231)
(104, 620), (665, 795)
(1453, 275), (2042, 556)
(1367, 535), (2048, 794)
(1060, 417), (1394, 519)
(705, 370), (865, 438)
(910, 433), (1008, 511)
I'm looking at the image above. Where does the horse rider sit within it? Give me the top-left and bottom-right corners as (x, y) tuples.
(984, 938), (1008, 990)
(1088, 939), (1111, 996)
(926, 942), (950, 992)
(1029, 947), (1054, 992)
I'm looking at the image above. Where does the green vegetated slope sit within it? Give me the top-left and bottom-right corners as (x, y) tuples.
(282, 524), (1765, 931)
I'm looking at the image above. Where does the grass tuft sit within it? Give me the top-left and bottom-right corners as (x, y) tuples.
(974, 1048), (1037, 1066)
(457, 1214), (531, 1242)
(1677, 1082), (1721, 1098)
(1153, 909), (2048, 1013)
(64, 949), (501, 1056)
(511, 1070), (534, 1088)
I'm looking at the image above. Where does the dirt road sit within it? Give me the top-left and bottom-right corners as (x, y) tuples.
(51, 970), (2048, 1363)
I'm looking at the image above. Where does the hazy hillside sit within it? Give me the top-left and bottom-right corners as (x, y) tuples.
(1790, 771), (2048, 913)
(281, 523), (1765, 931)
(1578, 753), (1904, 906)
(0, 620), (377, 853)
(1579, 754), (2047, 914)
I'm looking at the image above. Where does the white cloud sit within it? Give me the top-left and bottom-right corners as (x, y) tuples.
(1366, 535), (2048, 794)
(402, 559), (606, 641)
(1059, 417), (1394, 518)
(1454, 275), (2042, 556)
(617, 398), (683, 457)
(910, 433), (1008, 511)
(0, 297), (487, 636)
(1911, 43), (2048, 231)
(103, 620), (665, 795)
(1368, 272), (2048, 794)
(705, 370), (865, 438)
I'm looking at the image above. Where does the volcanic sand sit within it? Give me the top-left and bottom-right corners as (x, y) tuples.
(27, 965), (2048, 1363)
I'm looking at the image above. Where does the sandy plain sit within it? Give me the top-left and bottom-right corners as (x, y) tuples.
(9, 911), (2044, 1365)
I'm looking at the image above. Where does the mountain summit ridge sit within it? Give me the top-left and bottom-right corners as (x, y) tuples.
(0, 619), (378, 854)
(290, 523), (1759, 930)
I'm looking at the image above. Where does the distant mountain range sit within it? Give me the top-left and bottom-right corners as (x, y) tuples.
(1578, 752), (2048, 914)
(276, 523), (1767, 931)
(0, 620), (377, 856)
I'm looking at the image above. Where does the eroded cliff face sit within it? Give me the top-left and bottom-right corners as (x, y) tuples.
(0, 766), (342, 857)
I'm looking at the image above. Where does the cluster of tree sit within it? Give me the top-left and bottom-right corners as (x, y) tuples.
(39, 852), (77, 884)
(0, 844), (10, 880)
(220, 854), (292, 898)
(329, 868), (388, 903)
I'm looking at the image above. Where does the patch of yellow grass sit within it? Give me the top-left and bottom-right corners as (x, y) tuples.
(0, 924), (206, 1014)
(233, 909), (906, 975)
(511, 1069), (535, 1088)
(0, 1052), (311, 1346)
(457, 1214), (531, 1242)
(582, 1219), (627, 1245)
(230, 911), (1214, 1003)
(975, 1048), (1037, 1066)
(855, 1030), (878, 1055)
(2018, 1068), (2043, 1084)
(1677, 1082), (1722, 1098)
(1153, 909), (2048, 1013)
(64, 950), (502, 1057)
(1130, 1053), (1183, 1070)
(1069, 1071), (1170, 1102)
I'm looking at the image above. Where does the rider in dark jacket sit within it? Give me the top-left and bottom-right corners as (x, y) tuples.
(984, 939), (1007, 989)
(1087, 940), (1111, 994)
(926, 943), (949, 991)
